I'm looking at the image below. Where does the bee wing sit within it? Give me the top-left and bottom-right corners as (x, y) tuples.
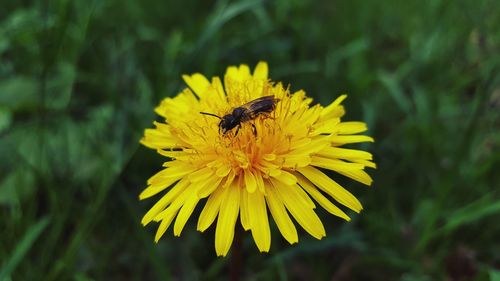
(241, 95), (279, 119)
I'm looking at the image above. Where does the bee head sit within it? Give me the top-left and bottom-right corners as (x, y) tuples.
(199, 111), (241, 135)
(220, 114), (239, 133)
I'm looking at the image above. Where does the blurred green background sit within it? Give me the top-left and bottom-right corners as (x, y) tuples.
(1, 0), (499, 280)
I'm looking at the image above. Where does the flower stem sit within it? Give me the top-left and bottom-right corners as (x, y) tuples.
(230, 225), (243, 281)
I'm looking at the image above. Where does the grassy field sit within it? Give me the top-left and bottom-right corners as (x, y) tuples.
(1, 0), (499, 280)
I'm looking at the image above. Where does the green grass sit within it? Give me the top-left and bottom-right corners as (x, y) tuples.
(1, 0), (499, 280)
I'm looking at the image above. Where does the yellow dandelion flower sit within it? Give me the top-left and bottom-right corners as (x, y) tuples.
(140, 62), (375, 257)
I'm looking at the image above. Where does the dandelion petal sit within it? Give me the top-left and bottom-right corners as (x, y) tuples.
(173, 193), (200, 236)
(273, 180), (326, 239)
(253, 61), (268, 80)
(182, 73), (210, 98)
(239, 189), (251, 231)
(266, 186), (298, 244)
(298, 166), (363, 213)
(296, 173), (350, 221)
(197, 187), (225, 232)
(154, 211), (176, 243)
(215, 185), (240, 257)
(141, 179), (188, 226)
(248, 190), (271, 252)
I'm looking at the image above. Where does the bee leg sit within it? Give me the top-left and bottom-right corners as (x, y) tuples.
(234, 125), (241, 137)
(251, 123), (257, 137)
(261, 113), (275, 120)
(218, 120), (223, 135)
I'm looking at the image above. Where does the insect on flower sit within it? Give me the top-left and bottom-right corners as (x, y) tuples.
(200, 95), (280, 136)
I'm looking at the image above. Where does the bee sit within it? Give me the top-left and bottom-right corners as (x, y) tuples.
(200, 95), (280, 136)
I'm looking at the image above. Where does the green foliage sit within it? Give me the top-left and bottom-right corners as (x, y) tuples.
(1, 0), (499, 280)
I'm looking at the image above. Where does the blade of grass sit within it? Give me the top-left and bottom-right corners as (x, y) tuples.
(191, 0), (263, 56)
(378, 71), (412, 114)
(440, 192), (500, 234)
(0, 217), (50, 280)
(416, 192), (500, 251)
(490, 269), (500, 281)
(119, 186), (172, 281)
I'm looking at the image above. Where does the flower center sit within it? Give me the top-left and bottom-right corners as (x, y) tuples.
(217, 116), (284, 172)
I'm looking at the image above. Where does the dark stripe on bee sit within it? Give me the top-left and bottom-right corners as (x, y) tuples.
(241, 95), (280, 121)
